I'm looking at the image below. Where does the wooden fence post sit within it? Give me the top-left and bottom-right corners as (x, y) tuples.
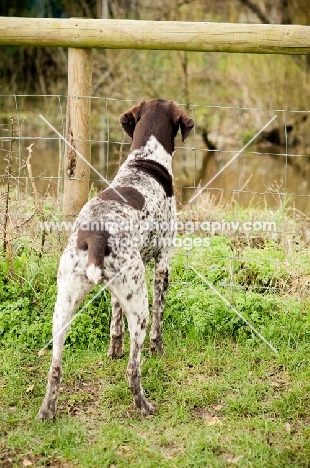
(63, 47), (93, 227)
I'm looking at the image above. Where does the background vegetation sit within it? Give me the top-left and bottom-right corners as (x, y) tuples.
(1, 0), (310, 109)
(2, 0), (310, 214)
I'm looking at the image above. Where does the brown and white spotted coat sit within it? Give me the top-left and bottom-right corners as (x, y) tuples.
(38, 99), (194, 419)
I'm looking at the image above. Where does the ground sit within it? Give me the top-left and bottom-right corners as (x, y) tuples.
(0, 232), (309, 467)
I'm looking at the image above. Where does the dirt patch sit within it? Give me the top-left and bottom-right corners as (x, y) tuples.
(57, 378), (105, 417)
(191, 405), (224, 426)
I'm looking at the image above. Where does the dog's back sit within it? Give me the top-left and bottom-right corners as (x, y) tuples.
(72, 100), (194, 282)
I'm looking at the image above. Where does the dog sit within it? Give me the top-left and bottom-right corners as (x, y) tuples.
(38, 99), (194, 419)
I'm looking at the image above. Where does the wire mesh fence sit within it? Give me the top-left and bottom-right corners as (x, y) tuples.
(1, 94), (310, 295)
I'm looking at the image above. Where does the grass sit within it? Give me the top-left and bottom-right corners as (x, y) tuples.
(1, 337), (309, 467)
(0, 227), (310, 467)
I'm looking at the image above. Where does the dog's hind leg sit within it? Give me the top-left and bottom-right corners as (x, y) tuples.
(107, 295), (124, 358)
(38, 251), (93, 420)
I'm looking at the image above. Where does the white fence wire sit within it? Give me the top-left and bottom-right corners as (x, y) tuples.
(1, 94), (310, 293)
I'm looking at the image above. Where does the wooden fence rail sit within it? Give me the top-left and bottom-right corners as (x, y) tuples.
(1, 17), (310, 54)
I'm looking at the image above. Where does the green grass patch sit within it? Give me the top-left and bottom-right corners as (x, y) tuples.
(0, 238), (310, 466)
(1, 340), (309, 467)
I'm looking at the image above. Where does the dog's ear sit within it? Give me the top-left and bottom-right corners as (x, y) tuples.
(171, 102), (195, 142)
(119, 101), (146, 138)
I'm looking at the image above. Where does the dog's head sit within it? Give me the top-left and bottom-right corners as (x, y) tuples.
(119, 99), (194, 154)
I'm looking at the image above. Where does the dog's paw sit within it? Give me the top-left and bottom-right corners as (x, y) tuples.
(139, 398), (157, 416)
(37, 406), (56, 421)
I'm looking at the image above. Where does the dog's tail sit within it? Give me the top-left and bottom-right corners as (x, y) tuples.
(86, 263), (102, 285)
(77, 230), (110, 285)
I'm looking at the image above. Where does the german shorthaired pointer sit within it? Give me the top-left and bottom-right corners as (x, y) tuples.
(38, 99), (194, 419)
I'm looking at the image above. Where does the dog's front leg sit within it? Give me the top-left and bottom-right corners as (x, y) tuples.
(109, 255), (156, 415)
(107, 295), (124, 358)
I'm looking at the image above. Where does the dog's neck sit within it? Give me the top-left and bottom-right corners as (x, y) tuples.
(128, 136), (173, 175)
(130, 111), (176, 155)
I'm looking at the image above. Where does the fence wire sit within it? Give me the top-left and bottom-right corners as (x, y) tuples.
(1, 94), (310, 295)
